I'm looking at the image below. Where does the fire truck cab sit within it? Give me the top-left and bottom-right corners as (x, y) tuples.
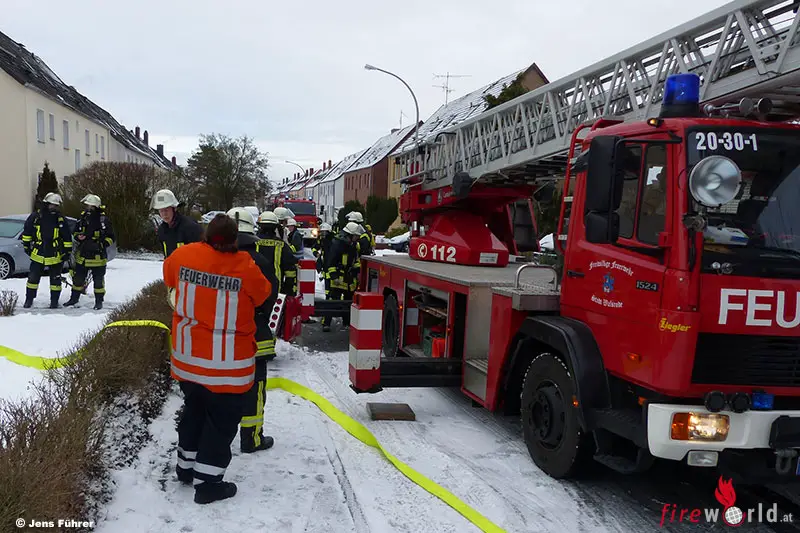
(272, 197), (319, 246)
(353, 71), (800, 484)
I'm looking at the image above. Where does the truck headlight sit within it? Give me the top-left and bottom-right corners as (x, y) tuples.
(311, 228), (319, 237)
(671, 412), (729, 441)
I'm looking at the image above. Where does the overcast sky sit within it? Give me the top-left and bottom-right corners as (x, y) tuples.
(5, 0), (728, 185)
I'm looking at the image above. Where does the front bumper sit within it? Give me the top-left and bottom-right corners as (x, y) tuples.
(298, 228), (318, 240)
(648, 403), (800, 460)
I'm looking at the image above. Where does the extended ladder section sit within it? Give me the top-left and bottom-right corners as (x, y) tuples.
(397, 0), (800, 191)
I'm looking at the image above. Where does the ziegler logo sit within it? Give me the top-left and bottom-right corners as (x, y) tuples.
(659, 318), (691, 332)
(719, 289), (800, 328)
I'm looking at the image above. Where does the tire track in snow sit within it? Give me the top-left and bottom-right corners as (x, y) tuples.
(304, 358), (530, 532)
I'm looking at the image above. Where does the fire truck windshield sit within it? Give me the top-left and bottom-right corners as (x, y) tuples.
(283, 202), (316, 216)
(686, 128), (800, 277)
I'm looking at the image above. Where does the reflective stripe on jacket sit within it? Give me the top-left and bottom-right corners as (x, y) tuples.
(22, 210), (73, 266)
(163, 242), (272, 394)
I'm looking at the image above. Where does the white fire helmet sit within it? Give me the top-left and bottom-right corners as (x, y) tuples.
(320, 222), (332, 231)
(346, 211), (364, 223)
(227, 207), (257, 234)
(343, 222), (363, 236)
(43, 192), (62, 206)
(286, 218), (297, 227)
(167, 287), (177, 310)
(258, 211), (279, 224)
(151, 189), (179, 209)
(81, 194), (102, 207)
(274, 207), (294, 221)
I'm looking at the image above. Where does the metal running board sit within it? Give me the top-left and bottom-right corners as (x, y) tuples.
(395, 0), (800, 189)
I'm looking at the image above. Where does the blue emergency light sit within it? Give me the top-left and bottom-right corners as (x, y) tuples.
(751, 391), (775, 410)
(659, 73), (701, 118)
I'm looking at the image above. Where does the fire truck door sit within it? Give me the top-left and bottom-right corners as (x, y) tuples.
(561, 143), (669, 377)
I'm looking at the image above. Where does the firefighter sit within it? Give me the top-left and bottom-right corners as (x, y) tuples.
(346, 211), (373, 256)
(227, 208), (277, 453)
(63, 194), (115, 310)
(285, 218), (304, 259)
(273, 207), (298, 293)
(151, 189), (204, 258)
(321, 222), (363, 332)
(21, 192), (72, 309)
(164, 214), (272, 504)
(273, 207), (294, 243)
(312, 223), (333, 274)
(256, 211), (298, 297)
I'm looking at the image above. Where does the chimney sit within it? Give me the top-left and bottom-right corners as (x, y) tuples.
(156, 144), (164, 157)
(143, 130), (149, 146)
(171, 156), (176, 167)
(328, 159), (332, 168)
(135, 126), (140, 139)
(310, 167), (314, 175)
(391, 128), (399, 133)
(322, 162), (326, 171)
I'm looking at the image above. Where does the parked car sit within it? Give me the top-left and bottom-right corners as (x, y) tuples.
(0, 214), (117, 280)
(200, 211), (226, 224)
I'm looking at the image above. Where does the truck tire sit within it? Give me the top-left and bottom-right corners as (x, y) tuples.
(521, 353), (592, 479)
(382, 293), (400, 358)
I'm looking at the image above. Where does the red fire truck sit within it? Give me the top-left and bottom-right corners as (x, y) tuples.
(347, 0), (800, 484)
(272, 197), (319, 246)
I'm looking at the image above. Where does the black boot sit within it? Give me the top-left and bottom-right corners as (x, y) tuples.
(23, 288), (35, 309)
(241, 435), (274, 453)
(49, 292), (60, 309)
(63, 291), (81, 307)
(194, 481), (237, 504)
(93, 294), (103, 310)
(176, 465), (193, 485)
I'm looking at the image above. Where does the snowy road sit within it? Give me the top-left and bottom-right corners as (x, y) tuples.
(1, 252), (793, 532)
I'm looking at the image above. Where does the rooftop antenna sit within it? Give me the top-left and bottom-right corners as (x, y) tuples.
(400, 110), (409, 128)
(433, 72), (471, 105)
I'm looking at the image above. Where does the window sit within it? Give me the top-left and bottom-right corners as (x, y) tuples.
(637, 145), (667, 244)
(36, 109), (45, 143)
(75, 149), (81, 171)
(614, 144), (667, 245)
(95, 133), (99, 153)
(48, 113), (55, 140)
(85, 129), (90, 154)
(100, 136), (105, 159)
(62, 120), (69, 149)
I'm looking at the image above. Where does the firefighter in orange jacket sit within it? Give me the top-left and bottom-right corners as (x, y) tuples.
(163, 214), (272, 505)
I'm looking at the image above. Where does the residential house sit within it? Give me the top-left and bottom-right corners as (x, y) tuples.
(0, 30), (172, 216)
(386, 62), (549, 228)
(305, 160), (334, 208)
(318, 148), (367, 225)
(343, 124), (416, 205)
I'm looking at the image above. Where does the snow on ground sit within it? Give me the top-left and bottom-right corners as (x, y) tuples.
(0, 249), (727, 532)
(0, 253), (163, 403)
(92, 338), (664, 533)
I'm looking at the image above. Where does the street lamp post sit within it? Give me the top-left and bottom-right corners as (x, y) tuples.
(364, 64), (420, 156)
(285, 160), (307, 177)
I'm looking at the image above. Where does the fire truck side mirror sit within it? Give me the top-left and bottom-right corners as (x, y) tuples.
(584, 135), (625, 214)
(583, 135), (625, 244)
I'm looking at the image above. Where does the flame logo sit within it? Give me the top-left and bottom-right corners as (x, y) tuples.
(715, 476), (736, 507)
(715, 476), (744, 527)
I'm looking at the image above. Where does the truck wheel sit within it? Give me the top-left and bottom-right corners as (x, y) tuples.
(382, 293), (400, 357)
(521, 353), (591, 479)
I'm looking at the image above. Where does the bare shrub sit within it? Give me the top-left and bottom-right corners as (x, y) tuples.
(0, 290), (18, 316)
(0, 280), (174, 528)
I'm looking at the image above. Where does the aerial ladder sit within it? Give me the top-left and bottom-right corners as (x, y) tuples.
(348, 0), (800, 483)
(394, 0), (800, 265)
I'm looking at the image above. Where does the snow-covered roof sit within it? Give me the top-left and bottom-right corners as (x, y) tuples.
(390, 69), (524, 157)
(320, 148), (368, 184)
(0, 30), (171, 168)
(347, 124), (415, 172)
